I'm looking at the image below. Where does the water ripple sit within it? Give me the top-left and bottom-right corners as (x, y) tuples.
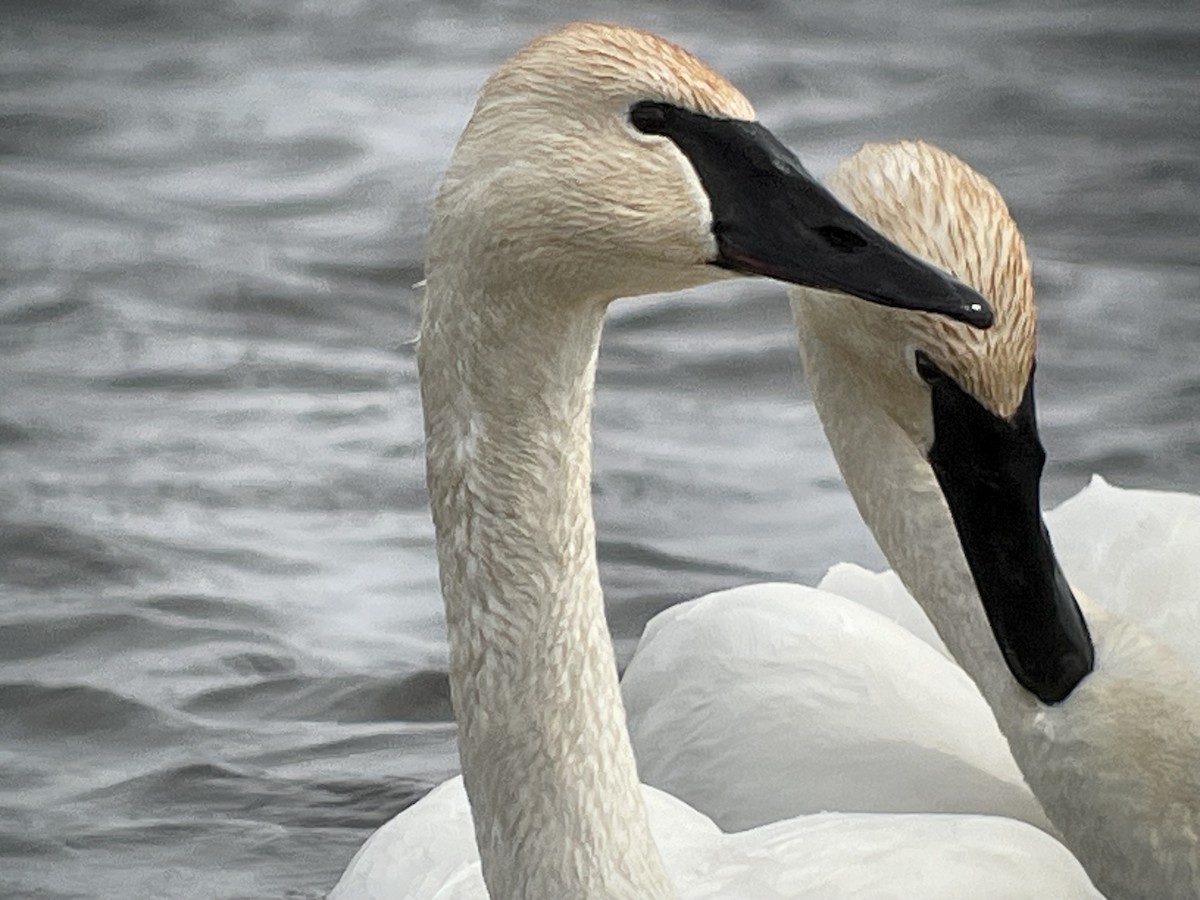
(1, 2), (1197, 897)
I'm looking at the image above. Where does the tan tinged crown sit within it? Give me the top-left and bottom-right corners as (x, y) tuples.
(828, 140), (1035, 420)
(429, 23), (757, 302)
(482, 22), (756, 122)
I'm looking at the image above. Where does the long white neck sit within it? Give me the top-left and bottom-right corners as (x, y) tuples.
(795, 308), (1200, 899)
(419, 265), (674, 900)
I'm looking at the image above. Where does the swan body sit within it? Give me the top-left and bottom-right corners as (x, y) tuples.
(622, 141), (1057, 836)
(334, 22), (1009, 900)
(336, 776), (1101, 899)
(1047, 475), (1200, 669)
(625, 475), (1200, 848)
(623, 579), (1049, 832)
(789, 140), (1200, 898)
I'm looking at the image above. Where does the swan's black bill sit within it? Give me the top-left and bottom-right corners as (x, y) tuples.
(918, 353), (1094, 704)
(629, 101), (992, 329)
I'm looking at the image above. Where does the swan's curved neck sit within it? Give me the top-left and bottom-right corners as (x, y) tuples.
(793, 321), (1033, 718)
(419, 268), (673, 900)
(796, 309), (1200, 898)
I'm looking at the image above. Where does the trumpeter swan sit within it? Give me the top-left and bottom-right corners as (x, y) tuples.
(628, 139), (1199, 898)
(789, 140), (1200, 899)
(329, 22), (1099, 899)
(623, 141), (1056, 835)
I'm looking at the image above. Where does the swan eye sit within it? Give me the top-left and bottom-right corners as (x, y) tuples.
(914, 350), (946, 384)
(629, 101), (669, 134)
(815, 225), (867, 253)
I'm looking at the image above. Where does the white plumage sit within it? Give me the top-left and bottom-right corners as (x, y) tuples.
(334, 25), (1113, 900)
(624, 579), (1048, 832)
(626, 477), (1200, 853)
(1048, 475), (1200, 671)
(335, 776), (1099, 899)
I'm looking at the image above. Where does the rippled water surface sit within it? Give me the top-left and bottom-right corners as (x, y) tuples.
(2, 1), (1198, 896)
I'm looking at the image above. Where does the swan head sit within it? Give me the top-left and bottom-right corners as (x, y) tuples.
(791, 140), (1034, 445)
(793, 140), (1094, 705)
(428, 23), (991, 323)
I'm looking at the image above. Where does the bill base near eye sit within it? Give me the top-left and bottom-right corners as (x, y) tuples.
(629, 101), (993, 330)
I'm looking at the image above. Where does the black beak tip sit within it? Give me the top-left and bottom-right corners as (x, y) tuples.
(937, 278), (993, 329)
(962, 297), (994, 329)
(1021, 646), (1093, 705)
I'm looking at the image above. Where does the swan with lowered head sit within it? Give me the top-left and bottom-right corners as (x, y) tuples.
(628, 138), (1200, 898)
(623, 141), (1055, 834)
(792, 140), (1200, 898)
(329, 22), (1100, 899)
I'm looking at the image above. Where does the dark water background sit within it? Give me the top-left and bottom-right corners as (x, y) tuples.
(1, 1), (1197, 896)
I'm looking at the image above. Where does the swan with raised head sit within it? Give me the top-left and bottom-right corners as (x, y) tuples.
(330, 22), (1099, 900)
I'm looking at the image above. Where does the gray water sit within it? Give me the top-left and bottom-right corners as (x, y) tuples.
(1, 1), (1197, 897)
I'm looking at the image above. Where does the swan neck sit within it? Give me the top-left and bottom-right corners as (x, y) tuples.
(419, 272), (673, 899)
(794, 313), (1031, 719)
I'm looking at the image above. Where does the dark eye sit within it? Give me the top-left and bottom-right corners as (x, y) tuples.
(815, 225), (867, 253)
(914, 350), (945, 384)
(629, 101), (669, 135)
